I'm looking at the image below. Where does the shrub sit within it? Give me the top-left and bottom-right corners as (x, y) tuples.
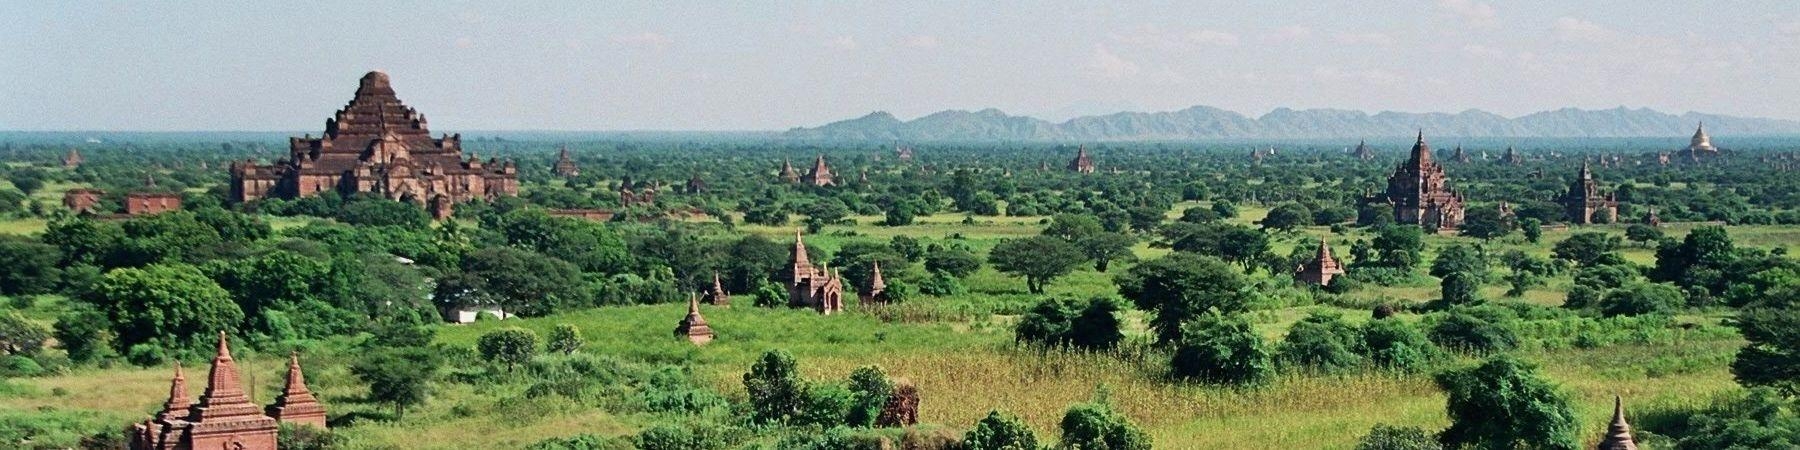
(1355, 424), (1443, 450)
(744, 349), (809, 424)
(845, 365), (895, 428)
(1016, 297), (1124, 351)
(1360, 319), (1435, 372)
(0, 312), (49, 356)
(1059, 398), (1151, 450)
(799, 384), (857, 428)
(963, 410), (1039, 450)
(527, 434), (632, 450)
(1278, 312), (1365, 374)
(635, 420), (743, 450)
(917, 271), (967, 297)
(547, 324), (582, 355)
(1599, 282), (1686, 317)
(1171, 314), (1273, 385)
(477, 327), (540, 371)
(278, 423), (345, 450)
(1434, 355), (1580, 450)
(1428, 309), (1519, 353)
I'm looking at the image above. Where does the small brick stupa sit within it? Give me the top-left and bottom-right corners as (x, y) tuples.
(265, 352), (327, 429)
(674, 293), (714, 345)
(1068, 145), (1096, 173)
(1295, 237), (1346, 287)
(703, 272), (730, 306)
(859, 261), (888, 304)
(131, 332), (287, 450)
(1596, 396), (1639, 450)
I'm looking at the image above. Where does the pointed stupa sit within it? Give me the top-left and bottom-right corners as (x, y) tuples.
(869, 261), (887, 293)
(780, 159), (799, 183)
(674, 293), (714, 344)
(1688, 122), (1717, 152)
(1409, 130), (1433, 165)
(1596, 396), (1640, 450)
(265, 351), (328, 429)
(704, 271), (731, 306)
(1296, 237), (1346, 286)
(158, 362), (191, 422)
(191, 332), (266, 421)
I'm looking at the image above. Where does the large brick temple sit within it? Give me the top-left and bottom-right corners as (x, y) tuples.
(129, 333), (326, 450)
(230, 71), (518, 218)
(1367, 132), (1466, 232)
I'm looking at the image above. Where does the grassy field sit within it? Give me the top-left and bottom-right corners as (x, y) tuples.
(1, 202), (1787, 449)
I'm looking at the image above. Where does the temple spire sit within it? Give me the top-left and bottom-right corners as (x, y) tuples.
(159, 362), (190, 422)
(1597, 395), (1640, 450)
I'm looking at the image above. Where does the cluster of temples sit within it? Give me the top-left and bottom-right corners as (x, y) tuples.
(129, 333), (325, 450)
(1366, 132), (1466, 232)
(229, 71), (519, 219)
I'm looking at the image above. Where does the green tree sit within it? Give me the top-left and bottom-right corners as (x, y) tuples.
(1260, 203), (1311, 232)
(1370, 225), (1425, 270)
(1078, 232), (1137, 272)
(924, 245), (982, 278)
(443, 246), (591, 316)
(1552, 232), (1624, 268)
(0, 237), (61, 295)
(1438, 271), (1483, 308)
(844, 365), (894, 428)
(1434, 355), (1580, 450)
(336, 197), (431, 228)
(1457, 207), (1511, 240)
(547, 324), (582, 355)
(1599, 282), (1685, 317)
(350, 346), (439, 419)
(0, 312), (49, 356)
(52, 304), (113, 362)
(1732, 282), (1800, 395)
(1115, 253), (1248, 344)
(1520, 218), (1543, 244)
(1044, 214), (1104, 242)
(989, 235), (1087, 294)
(1429, 244), (1487, 280)
(1278, 312), (1364, 374)
(477, 327), (540, 371)
(963, 410), (1039, 450)
(1171, 314), (1273, 385)
(1059, 397), (1151, 450)
(883, 200), (916, 226)
(1624, 224), (1663, 247)
(1428, 309), (1518, 353)
(94, 263), (243, 356)
(1360, 319), (1436, 372)
(1355, 424), (1443, 450)
(744, 350), (809, 424)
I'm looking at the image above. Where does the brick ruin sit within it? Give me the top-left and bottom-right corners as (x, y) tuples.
(703, 272), (731, 306)
(130, 333), (325, 450)
(858, 261), (888, 304)
(553, 145), (580, 178)
(229, 71), (518, 219)
(801, 155), (836, 187)
(1597, 396), (1640, 450)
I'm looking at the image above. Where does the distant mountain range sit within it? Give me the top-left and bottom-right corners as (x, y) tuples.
(784, 106), (1800, 141)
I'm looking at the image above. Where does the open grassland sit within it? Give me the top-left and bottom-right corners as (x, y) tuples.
(1, 202), (1786, 449)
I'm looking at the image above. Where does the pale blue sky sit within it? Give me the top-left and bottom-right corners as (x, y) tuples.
(3, 1), (1798, 131)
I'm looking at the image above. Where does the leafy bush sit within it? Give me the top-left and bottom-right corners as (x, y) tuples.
(1360, 319), (1436, 372)
(963, 410), (1039, 450)
(1434, 355), (1580, 450)
(477, 327), (540, 371)
(547, 324), (582, 355)
(1059, 397), (1151, 450)
(1599, 282), (1686, 317)
(636, 420), (745, 450)
(278, 423), (345, 450)
(744, 349), (809, 424)
(1171, 314), (1273, 385)
(1427, 309), (1519, 353)
(1015, 297), (1124, 351)
(526, 434), (632, 450)
(1355, 424), (1443, 450)
(1278, 312), (1364, 374)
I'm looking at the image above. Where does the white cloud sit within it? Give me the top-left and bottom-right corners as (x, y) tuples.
(454, 37), (475, 49)
(1438, 0), (1497, 28)
(1313, 66), (1402, 85)
(1460, 44), (1506, 59)
(610, 32), (672, 49)
(1188, 30), (1240, 46)
(1554, 17), (1615, 42)
(1334, 32), (1395, 46)
(1089, 44), (1140, 79)
(1268, 25), (1313, 42)
(904, 35), (941, 49)
(826, 35), (858, 51)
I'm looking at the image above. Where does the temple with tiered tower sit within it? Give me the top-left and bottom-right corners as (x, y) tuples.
(1559, 161), (1619, 224)
(1367, 132), (1466, 232)
(129, 333), (325, 450)
(229, 71), (518, 219)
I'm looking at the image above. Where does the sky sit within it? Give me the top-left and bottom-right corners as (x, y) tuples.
(3, 1), (1799, 131)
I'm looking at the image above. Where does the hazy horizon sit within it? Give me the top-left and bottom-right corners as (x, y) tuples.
(5, 1), (1799, 132)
